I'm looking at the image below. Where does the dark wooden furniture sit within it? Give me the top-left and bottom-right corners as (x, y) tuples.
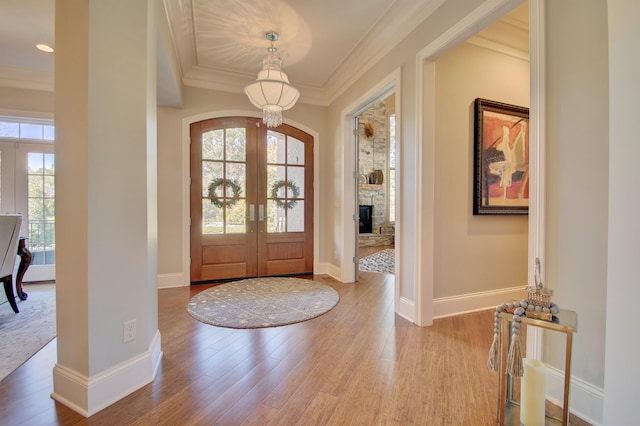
(16, 237), (32, 300)
(1, 237), (31, 313)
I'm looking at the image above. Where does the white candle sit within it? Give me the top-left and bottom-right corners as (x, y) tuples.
(520, 358), (546, 425)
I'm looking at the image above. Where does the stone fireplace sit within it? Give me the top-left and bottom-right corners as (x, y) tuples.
(359, 205), (373, 234)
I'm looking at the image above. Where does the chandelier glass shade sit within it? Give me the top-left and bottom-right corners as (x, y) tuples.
(244, 33), (300, 128)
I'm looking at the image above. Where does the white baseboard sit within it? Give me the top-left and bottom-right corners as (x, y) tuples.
(545, 364), (604, 426)
(157, 272), (188, 288)
(433, 285), (526, 319)
(397, 296), (415, 322)
(51, 331), (163, 417)
(317, 262), (344, 282)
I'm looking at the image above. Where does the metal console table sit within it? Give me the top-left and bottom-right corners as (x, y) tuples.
(497, 309), (577, 425)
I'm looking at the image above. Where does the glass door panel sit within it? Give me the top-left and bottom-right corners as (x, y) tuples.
(190, 118), (258, 281)
(201, 127), (247, 236)
(257, 126), (313, 276)
(0, 142), (16, 213)
(26, 152), (56, 266)
(15, 143), (55, 281)
(266, 130), (305, 234)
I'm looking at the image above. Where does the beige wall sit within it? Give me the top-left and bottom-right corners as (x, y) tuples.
(544, 0), (609, 392)
(434, 42), (529, 298)
(0, 86), (53, 116)
(325, 0), (490, 299)
(0, 82), (327, 288)
(604, 0), (640, 422)
(3, 0), (625, 419)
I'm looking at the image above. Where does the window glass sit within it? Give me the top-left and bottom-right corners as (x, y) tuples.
(388, 114), (396, 223)
(43, 125), (55, 140)
(267, 131), (286, 163)
(202, 128), (247, 235)
(0, 119), (55, 141)
(20, 123), (43, 139)
(287, 137), (304, 165)
(0, 122), (19, 138)
(27, 152), (56, 265)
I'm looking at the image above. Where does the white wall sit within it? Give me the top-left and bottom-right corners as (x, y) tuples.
(603, 1), (640, 424)
(434, 42), (528, 298)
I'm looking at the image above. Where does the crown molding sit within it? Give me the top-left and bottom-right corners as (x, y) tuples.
(0, 65), (53, 92)
(169, 0), (445, 107)
(501, 14), (528, 31)
(323, 0), (446, 104)
(466, 35), (529, 61)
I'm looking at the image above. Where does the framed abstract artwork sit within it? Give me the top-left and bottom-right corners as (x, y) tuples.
(473, 98), (529, 215)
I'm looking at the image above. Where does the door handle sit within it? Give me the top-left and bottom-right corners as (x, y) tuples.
(249, 204), (255, 221)
(259, 204), (265, 222)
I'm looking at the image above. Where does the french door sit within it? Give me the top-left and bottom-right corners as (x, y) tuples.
(0, 141), (55, 282)
(190, 117), (313, 282)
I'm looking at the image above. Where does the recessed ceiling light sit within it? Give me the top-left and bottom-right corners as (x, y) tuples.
(36, 44), (54, 53)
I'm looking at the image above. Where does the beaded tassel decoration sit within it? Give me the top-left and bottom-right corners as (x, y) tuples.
(506, 307), (525, 377)
(487, 300), (560, 377)
(487, 309), (501, 371)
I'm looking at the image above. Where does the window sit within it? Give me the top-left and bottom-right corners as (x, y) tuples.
(0, 118), (55, 141)
(27, 152), (56, 265)
(0, 116), (56, 281)
(388, 114), (396, 223)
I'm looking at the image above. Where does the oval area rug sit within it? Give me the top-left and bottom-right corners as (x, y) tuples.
(187, 277), (339, 329)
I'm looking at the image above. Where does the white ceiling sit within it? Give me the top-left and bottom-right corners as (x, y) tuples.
(164, 0), (450, 105)
(0, 0), (528, 107)
(0, 0), (55, 91)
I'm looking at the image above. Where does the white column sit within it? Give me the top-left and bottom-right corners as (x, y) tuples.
(53, 0), (161, 417)
(604, 1), (640, 424)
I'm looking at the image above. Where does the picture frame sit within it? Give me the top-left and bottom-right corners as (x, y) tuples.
(473, 98), (529, 215)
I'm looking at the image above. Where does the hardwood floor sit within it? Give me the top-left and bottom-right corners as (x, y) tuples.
(0, 273), (589, 425)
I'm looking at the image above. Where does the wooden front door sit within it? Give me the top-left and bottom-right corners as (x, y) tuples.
(190, 117), (313, 282)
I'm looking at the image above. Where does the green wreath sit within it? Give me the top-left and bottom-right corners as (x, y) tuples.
(270, 179), (300, 210)
(208, 178), (242, 209)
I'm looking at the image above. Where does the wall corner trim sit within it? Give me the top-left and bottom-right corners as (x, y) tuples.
(398, 296), (415, 323)
(51, 331), (163, 417)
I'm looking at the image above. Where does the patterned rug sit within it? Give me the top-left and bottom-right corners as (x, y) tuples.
(359, 249), (395, 274)
(187, 277), (339, 329)
(0, 283), (56, 382)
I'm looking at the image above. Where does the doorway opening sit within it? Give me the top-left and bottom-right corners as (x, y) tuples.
(189, 117), (314, 283)
(356, 93), (396, 276)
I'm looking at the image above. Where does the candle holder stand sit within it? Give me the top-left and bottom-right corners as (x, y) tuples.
(497, 309), (578, 426)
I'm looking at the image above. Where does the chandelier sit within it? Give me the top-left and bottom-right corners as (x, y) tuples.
(244, 32), (300, 128)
